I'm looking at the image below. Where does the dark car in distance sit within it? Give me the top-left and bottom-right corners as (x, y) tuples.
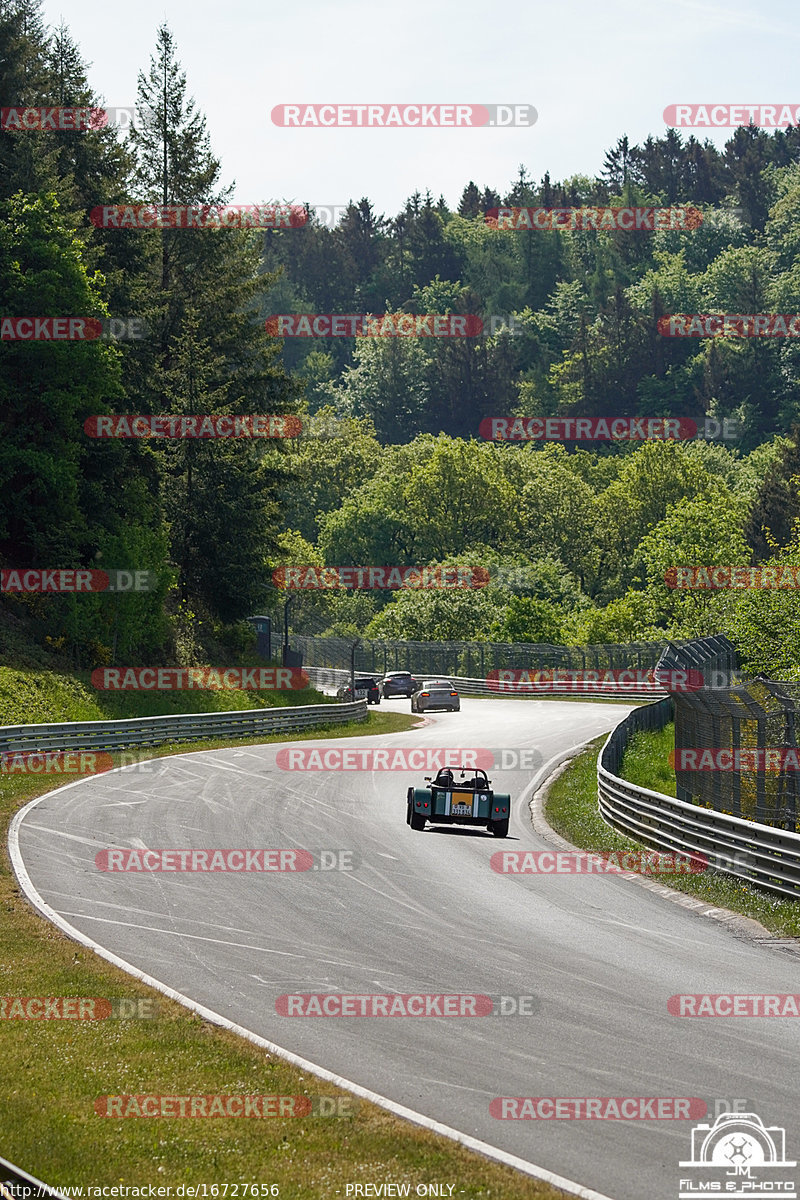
(336, 676), (381, 704)
(380, 671), (418, 699)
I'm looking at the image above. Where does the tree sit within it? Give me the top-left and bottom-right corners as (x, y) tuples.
(602, 136), (637, 196)
(127, 23), (298, 623)
(0, 192), (122, 565)
(593, 441), (727, 598)
(280, 410), (382, 542)
(365, 570), (503, 641)
(632, 493), (750, 636)
(723, 125), (774, 230)
(517, 446), (598, 586)
(458, 182), (481, 218)
(398, 439), (522, 561)
(489, 597), (564, 644)
(0, 0), (60, 202)
(331, 328), (431, 443)
(725, 530), (800, 679)
(745, 428), (800, 560)
(318, 437), (523, 566)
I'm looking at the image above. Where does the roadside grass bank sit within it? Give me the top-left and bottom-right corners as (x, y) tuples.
(0, 709), (568, 1197)
(0, 664), (340, 726)
(544, 728), (800, 937)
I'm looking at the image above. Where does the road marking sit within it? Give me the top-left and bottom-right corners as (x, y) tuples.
(54, 911), (308, 958)
(10, 777), (615, 1200)
(21, 822), (108, 848)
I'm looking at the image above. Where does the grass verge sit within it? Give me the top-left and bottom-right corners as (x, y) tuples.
(544, 727), (800, 938)
(0, 663), (341, 725)
(0, 708), (567, 1197)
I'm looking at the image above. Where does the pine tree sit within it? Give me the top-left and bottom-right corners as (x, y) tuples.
(126, 23), (299, 623)
(458, 181), (481, 218)
(746, 428), (800, 560)
(0, 191), (122, 563)
(0, 0), (63, 200)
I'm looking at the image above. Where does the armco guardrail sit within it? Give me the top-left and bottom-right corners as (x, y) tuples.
(304, 666), (664, 702)
(598, 700), (800, 900)
(455, 676), (665, 700)
(1, 1151), (67, 1198)
(0, 700), (367, 757)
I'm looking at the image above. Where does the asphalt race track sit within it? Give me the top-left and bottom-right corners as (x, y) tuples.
(12, 699), (800, 1200)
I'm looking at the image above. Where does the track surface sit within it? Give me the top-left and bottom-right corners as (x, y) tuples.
(14, 699), (800, 1200)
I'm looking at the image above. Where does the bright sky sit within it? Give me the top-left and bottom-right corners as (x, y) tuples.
(46, 0), (800, 219)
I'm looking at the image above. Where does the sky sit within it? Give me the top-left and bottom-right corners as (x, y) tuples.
(44, 0), (800, 219)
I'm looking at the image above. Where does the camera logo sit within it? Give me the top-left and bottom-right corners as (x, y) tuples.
(679, 1110), (796, 1198)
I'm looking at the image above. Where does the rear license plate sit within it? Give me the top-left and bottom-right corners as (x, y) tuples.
(451, 803), (471, 815)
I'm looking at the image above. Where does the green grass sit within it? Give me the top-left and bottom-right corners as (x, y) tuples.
(617, 725), (677, 796)
(545, 730), (800, 937)
(0, 708), (567, 1196)
(0, 664), (343, 726)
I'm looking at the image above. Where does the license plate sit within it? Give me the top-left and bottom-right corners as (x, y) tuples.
(355, 688), (368, 698)
(451, 803), (471, 815)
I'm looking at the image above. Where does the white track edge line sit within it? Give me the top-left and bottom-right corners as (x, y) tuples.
(8, 764), (615, 1200)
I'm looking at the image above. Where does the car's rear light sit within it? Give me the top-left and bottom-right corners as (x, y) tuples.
(423, 802), (428, 808)
(420, 691), (429, 696)
(450, 692), (458, 696)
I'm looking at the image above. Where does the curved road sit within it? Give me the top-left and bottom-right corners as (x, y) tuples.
(12, 699), (800, 1200)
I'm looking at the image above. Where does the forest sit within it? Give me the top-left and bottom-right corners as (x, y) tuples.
(3, 0), (800, 681)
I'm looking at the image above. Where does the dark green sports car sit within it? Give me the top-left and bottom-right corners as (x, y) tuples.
(407, 767), (510, 837)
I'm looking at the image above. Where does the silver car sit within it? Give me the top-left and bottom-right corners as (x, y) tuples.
(410, 679), (460, 713)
